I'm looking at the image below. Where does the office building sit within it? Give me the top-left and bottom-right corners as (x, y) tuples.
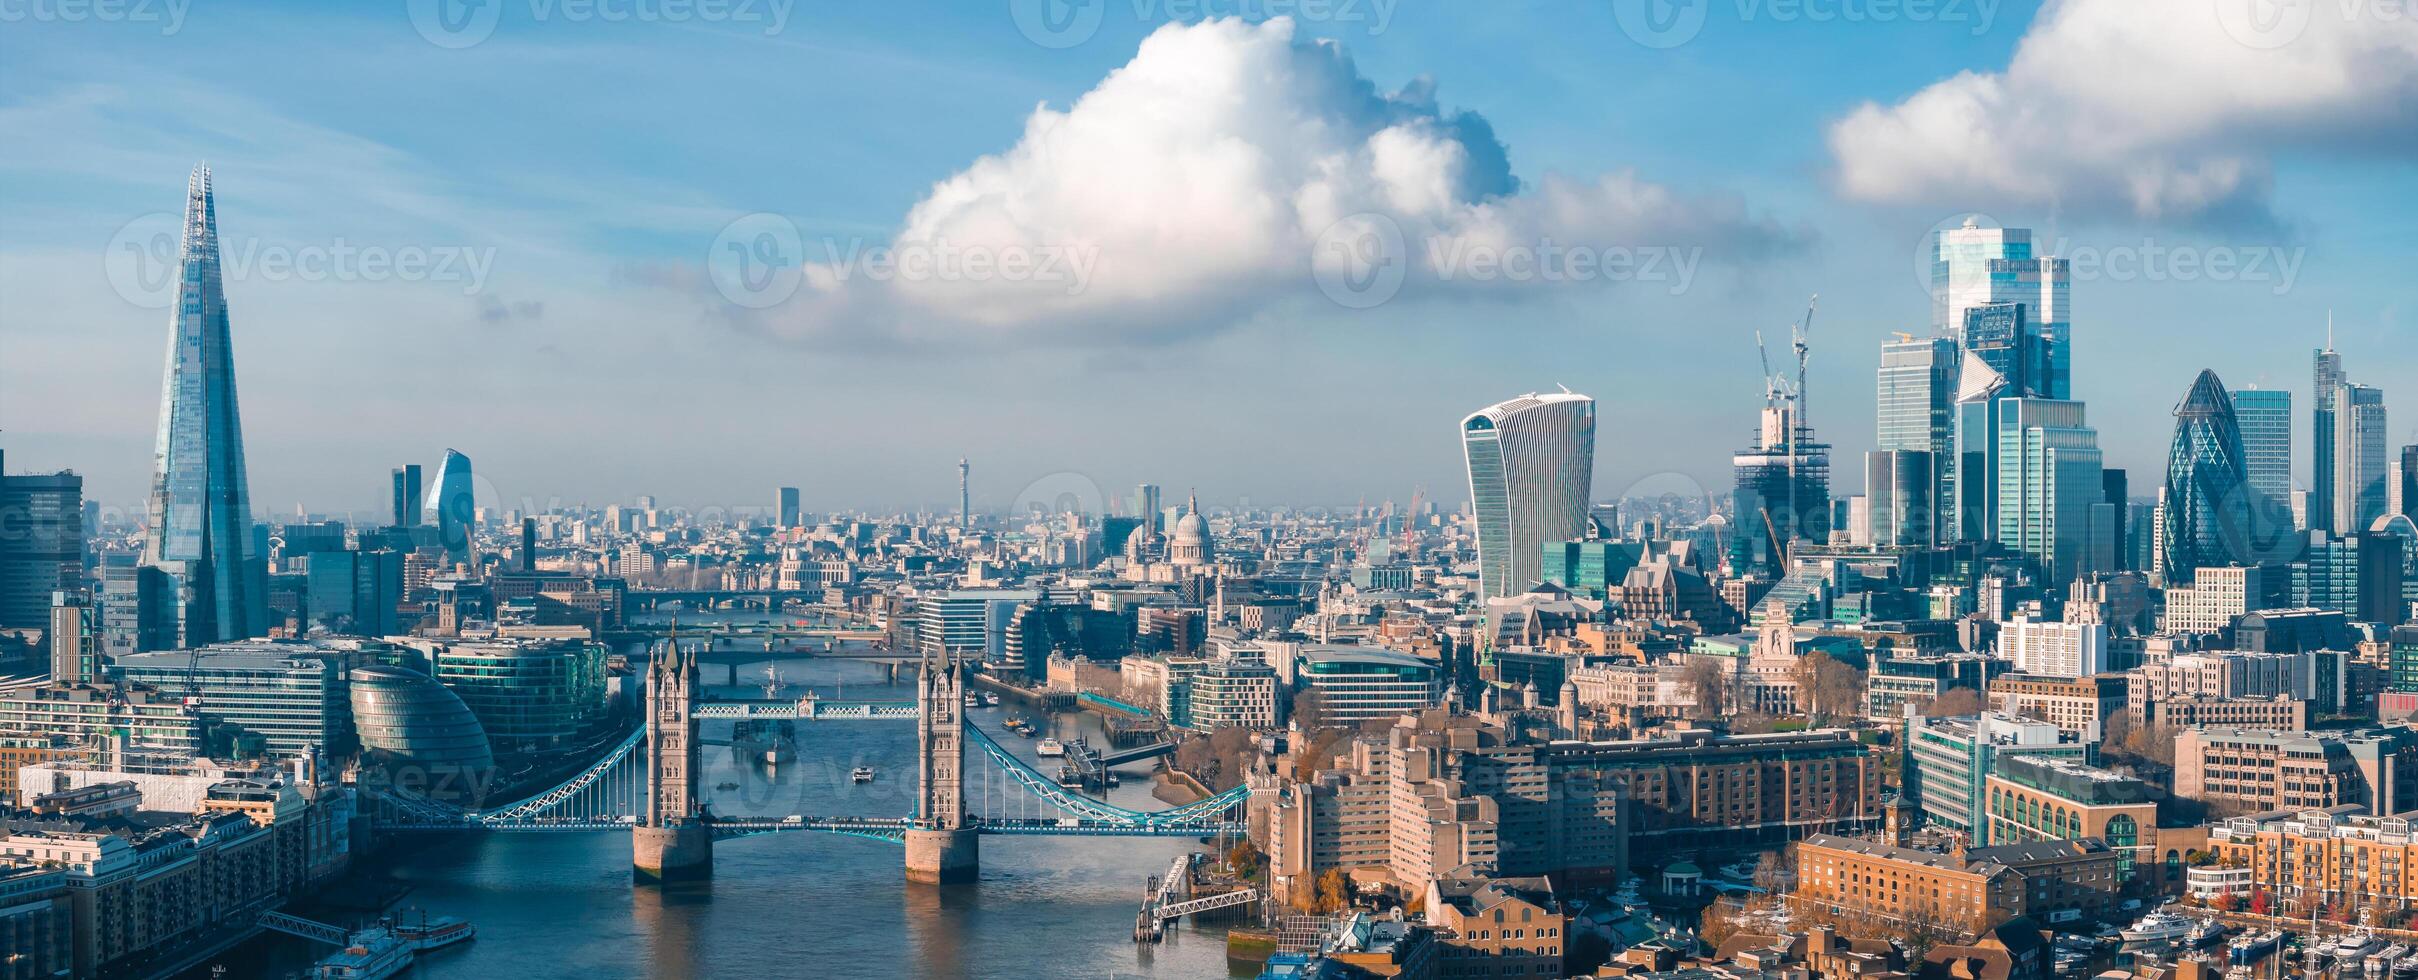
(1425, 876), (1567, 979)
(1177, 656), (1279, 730)
(406, 636), (609, 755)
(114, 642), (362, 757)
(1731, 401), (1831, 575)
(1864, 450), (1937, 548)
(2175, 726), (2418, 814)
(2233, 387), (2293, 517)
(2160, 370), (2254, 586)
(1877, 334), (1957, 538)
(2402, 445), (2417, 521)
(2313, 342), (2346, 533)
(776, 486), (800, 528)
(142, 166), (264, 647)
(97, 555), (174, 657)
(917, 589), (1038, 666)
(1462, 392), (1596, 599)
(1933, 219), (2071, 398)
(0, 453), (83, 633)
(2210, 806), (2418, 911)
(301, 548), (405, 636)
(1289, 646), (1445, 724)
(1998, 615), (2106, 679)
(2160, 564), (2267, 634)
(347, 665), (495, 787)
(48, 594), (96, 686)
(2129, 649), (2347, 721)
(390, 464), (422, 527)
(1994, 397), (2109, 584)
(426, 449), (475, 566)
(2337, 383), (2390, 533)
(1987, 673), (2125, 741)
(1905, 712), (2090, 840)
(1794, 835), (2116, 937)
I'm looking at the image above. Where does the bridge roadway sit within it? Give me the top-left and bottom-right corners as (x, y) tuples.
(379, 814), (1242, 840)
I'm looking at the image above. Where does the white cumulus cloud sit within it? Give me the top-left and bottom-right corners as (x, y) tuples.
(739, 16), (1801, 346)
(1827, 0), (2418, 227)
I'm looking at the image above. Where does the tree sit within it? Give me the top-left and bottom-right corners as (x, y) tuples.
(1292, 688), (1333, 731)
(1793, 652), (1867, 724)
(1684, 658), (1731, 720)
(1921, 687), (1986, 717)
(1313, 867), (1351, 913)
(1227, 838), (1264, 880)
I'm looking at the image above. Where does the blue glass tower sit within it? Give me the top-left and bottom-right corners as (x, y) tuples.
(2160, 370), (2254, 586)
(427, 448), (477, 565)
(143, 165), (263, 645)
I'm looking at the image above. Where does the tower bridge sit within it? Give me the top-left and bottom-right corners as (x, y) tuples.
(363, 639), (1249, 885)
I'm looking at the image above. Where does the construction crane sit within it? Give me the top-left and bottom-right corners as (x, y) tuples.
(1792, 294), (1817, 424)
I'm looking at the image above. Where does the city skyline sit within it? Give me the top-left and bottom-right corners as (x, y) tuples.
(2, 4), (2412, 514)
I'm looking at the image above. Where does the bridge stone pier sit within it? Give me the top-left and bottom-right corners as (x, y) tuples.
(635, 638), (712, 882)
(904, 652), (978, 884)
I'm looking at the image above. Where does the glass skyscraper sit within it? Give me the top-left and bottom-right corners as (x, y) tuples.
(2160, 370), (2253, 586)
(1731, 403), (1831, 575)
(1932, 218), (2071, 398)
(1462, 392), (1595, 600)
(143, 165), (264, 645)
(2336, 383), (2389, 533)
(2313, 344), (2344, 533)
(427, 448), (476, 565)
(2231, 388), (2293, 519)
(1877, 335), (1955, 542)
(1992, 397), (2107, 585)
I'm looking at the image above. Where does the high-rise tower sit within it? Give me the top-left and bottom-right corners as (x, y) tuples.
(2160, 371), (2254, 586)
(2231, 388), (2293, 522)
(426, 449), (475, 566)
(2335, 384), (2389, 534)
(958, 458), (970, 530)
(1461, 392), (1596, 600)
(143, 165), (263, 645)
(1932, 218), (2071, 398)
(2313, 337), (2344, 533)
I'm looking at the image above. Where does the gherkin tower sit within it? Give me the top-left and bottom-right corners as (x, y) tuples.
(2160, 370), (2253, 586)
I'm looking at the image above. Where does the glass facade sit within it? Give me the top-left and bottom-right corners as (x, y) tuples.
(2160, 370), (2253, 585)
(2231, 388), (2293, 519)
(427, 448), (476, 565)
(1994, 398), (2106, 585)
(2313, 346), (2344, 533)
(349, 665), (495, 777)
(1876, 336), (1955, 542)
(143, 165), (263, 645)
(429, 639), (609, 754)
(2336, 384), (2389, 534)
(1932, 220), (2069, 398)
(114, 645), (356, 758)
(1462, 393), (1595, 600)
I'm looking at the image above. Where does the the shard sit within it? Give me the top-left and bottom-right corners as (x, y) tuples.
(143, 165), (264, 644)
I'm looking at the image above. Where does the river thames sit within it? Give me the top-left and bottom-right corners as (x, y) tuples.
(194, 652), (1247, 979)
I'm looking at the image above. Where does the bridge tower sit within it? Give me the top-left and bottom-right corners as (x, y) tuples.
(904, 650), (978, 883)
(634, 636), (712, 882)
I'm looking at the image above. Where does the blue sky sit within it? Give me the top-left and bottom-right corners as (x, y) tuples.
(1, 0), (2411, 518)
